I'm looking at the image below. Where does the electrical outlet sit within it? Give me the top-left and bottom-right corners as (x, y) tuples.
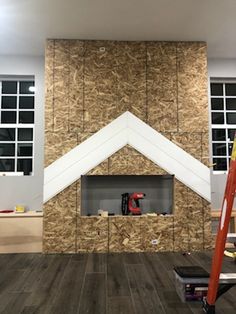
(151, 239), (159, 245)
(99, 47), (106, 53)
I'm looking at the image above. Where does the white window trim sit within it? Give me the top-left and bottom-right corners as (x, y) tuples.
(0, 77), (35, 175)
(210, 79), (236, 173)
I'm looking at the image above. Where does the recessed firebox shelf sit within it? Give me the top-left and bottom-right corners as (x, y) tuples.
(81, 175), (174, 216)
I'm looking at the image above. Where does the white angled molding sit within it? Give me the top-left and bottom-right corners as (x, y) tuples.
(44, 111), (128, 186)
(44, 111), (211, 203)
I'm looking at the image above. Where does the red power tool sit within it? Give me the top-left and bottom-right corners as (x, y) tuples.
(121, 192), (145, 215)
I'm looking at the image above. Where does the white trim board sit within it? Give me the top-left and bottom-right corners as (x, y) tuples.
(44, 111), (211, 203)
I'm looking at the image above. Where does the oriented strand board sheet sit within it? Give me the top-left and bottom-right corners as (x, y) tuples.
(109, 217), (142, 252)
(43, 183), (77, 253)
(147, 42), (178, 132)
(174, 180), (189, 215)
(140, 216), (174, 252)
(188, 206), (204, 251)
(116, 42), (146, 121)
(87, 160), (109, 176)
(83, 41), (118, 132)
(44, 131), (77, 167)
(147, 42), (177, 68)
(177, 43), (208, 132)
(53, 40), (70, 132)
(203, 200), (214, 250)
(68, 40), (84, 132)
(201, 132), (210, 166)
(171, 132), (202, 162)
(173, 215), (189, 252)
(108, 146), (168, 175)
(77, 217), (108, 253)
(45, 39), (54, 132)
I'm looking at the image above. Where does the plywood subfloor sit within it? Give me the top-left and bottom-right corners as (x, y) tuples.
(0, 252), (235, 313)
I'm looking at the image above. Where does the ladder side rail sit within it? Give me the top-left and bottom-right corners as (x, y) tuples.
(205, 135), (236, 309)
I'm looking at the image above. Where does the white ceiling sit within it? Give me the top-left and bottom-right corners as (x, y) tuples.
(1, 0), (236, 58)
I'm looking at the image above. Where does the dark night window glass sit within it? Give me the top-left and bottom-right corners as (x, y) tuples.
(19, 81), (34, 94)
(17, 159), (32, 175)
(0, 128), (15, 141)
(226, 113), (236, 124)
(1, 111), (16, 123)
(18, 128), (33, 141)
(19, 96), (34, 109)
(211, 83), (223, 96)
(228, 143), (233, 156)
(19, 111), (34, 123)
(211, 98), (223, 110)
(2, 81), (17, 94)
(17, 144), (33, 156)
(226, 98), (236, 110)
(213, 143), (226, 156)
(228, 129), (236, 141)
(225, 84), (236, 96)
(0, 144), (15, 156)
(212, 112), (224, 124)
(212, 129), (226, 141)
(213, 158), (227, 171)
(0, 159), (15, 172)
(1, 96), (17, 109)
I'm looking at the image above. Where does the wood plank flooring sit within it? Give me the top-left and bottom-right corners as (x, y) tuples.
(0, 252), (235, 313)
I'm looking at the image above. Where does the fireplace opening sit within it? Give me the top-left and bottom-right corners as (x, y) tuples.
(81, 175), (174, 216)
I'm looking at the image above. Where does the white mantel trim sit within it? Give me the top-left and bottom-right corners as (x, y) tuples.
(44, 111), (210, 203)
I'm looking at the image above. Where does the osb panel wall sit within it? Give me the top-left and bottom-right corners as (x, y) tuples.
(44, 40), (212, 253)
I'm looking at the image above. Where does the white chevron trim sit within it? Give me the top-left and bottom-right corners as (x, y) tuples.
(44, 111), (211, 203)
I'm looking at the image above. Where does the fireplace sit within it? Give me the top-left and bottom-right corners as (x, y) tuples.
(81, 175), (174, 216)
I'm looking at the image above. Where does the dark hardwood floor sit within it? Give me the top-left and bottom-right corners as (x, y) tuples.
(0, 252), (235, 314)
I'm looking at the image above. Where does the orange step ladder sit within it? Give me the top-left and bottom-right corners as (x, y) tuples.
(203, 135), (236, 313)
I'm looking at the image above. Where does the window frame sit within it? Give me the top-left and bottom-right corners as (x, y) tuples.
(0, 76), (35, 176)
(210, 79), (236, 174)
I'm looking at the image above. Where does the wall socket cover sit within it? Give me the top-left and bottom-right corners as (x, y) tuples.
(99, 47), (106, 52)
(151, 239), (159, 245)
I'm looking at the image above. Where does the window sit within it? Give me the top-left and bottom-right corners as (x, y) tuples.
(0, 77), (35, 175)
(210, 81), (236, 172)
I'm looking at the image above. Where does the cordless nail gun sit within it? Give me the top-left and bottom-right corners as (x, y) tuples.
(121, 192), (145, 215)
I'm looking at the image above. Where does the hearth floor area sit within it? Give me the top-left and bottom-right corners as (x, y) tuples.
(0, 252), (235, 313)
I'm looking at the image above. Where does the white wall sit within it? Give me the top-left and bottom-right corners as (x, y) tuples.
(208, 58), (236, 209)
(0, 55), (44, 211)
